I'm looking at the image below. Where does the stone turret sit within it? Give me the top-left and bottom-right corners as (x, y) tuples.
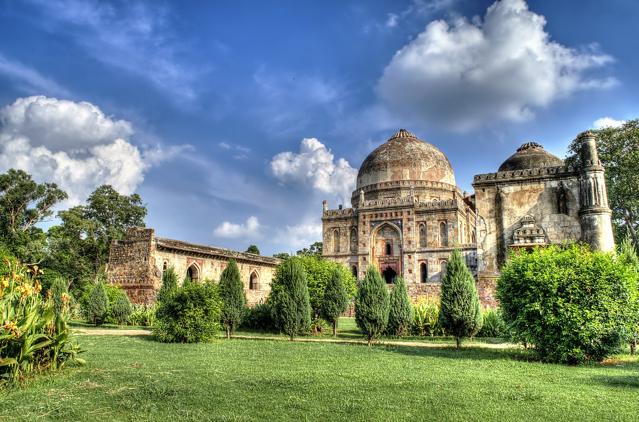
(577, 131), (615, 251)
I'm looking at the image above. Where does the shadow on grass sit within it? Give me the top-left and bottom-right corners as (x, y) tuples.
(592, 375), (639, 388)
(380, 343), (536, 363)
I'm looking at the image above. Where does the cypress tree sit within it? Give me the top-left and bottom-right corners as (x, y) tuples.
(321, 267), (349, 336)
(438, 249), (482, 348)
(86, 281), (108, 325)
(355, 266), (390, 345)
(387, 277), (413, 337)
(271, 258), (312, 340)
(219, 259), (246, 339)
(157, 267), (178, 302)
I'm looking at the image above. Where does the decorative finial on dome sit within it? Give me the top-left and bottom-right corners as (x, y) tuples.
(516, 141), (544, 152)
(389, 128), (417, 140)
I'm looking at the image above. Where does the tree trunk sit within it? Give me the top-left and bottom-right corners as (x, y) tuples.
(333, 320), (337, 337)
(456, 337), (461, 349)
(226, 326), (230, 340)
(368, 335), (372, 346)
(631, 338), (637, 356)
(624, 210), (638, 246)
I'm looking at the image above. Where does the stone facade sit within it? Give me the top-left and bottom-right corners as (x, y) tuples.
(323, 129), (614, 308)
(108, 228), (281, 305)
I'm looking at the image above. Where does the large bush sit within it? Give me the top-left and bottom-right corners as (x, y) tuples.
(270, 258), (312, 339)
(355, 266), (389, 345)
(497, 243), (638, 364)
(219, 259), (246, 338)
(241, 303), (275, 331)
(618, 237), (639, 354)
(0, 258), (84, 383)
(386, 277), (413, 337)
(321, 267), (350, 336)
(439, 249), (482, 348)
(154, 282), (222, 343)
(296, 255), (356, 316)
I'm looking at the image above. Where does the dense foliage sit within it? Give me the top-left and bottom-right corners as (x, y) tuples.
(241, 303), (275, 331)
(411, 298), (444, 336)
(566, 121), (639, 245)
(0, 257), (84, 383)
(218, 260), (246, 338)
(438, 250), (482, 348)
(128, 304), (157, 327)
(617, 237), (639, 354)
(477, 308), (506, 338)
(269, 258), (312, 339)
(497, 243), (638, 363)
(386, 277), (413, 337)
(355, 267), (389, 345)
(296, 255), (356, 316)
(157, 267), (179, 302)
(246, 245), (260, 254)
(154, 282), (221, 343)
(321, 268), (349, 336)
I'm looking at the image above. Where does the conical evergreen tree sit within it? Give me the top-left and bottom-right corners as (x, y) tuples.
(438, 249), (482, 348)
(270, 258), (312, 340)
(321, 267), (350, 336)
(355, 266), (390, 345)
(86, 281), (108, 325)
(157, 267), (178, 302)
(387, 277), (413, 337)
(219, 259), (246, 339)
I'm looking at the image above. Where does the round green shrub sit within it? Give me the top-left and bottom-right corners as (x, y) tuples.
(497, 243), (638, 364)
(153, 282), (222, 343)
(110, 292), (133, 325)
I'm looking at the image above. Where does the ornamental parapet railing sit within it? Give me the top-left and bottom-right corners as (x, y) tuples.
(472, 165), (577, 185)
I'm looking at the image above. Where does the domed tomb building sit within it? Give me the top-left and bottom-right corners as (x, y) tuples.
(322, 129), (615, 306)
(322, 129), (478, 300)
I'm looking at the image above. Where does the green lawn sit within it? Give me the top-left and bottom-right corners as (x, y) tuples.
(2, 335), (639, 421)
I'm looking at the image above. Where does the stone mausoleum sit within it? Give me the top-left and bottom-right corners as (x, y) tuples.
(107, 228), (281, 304)
(322, 129), (614, 307)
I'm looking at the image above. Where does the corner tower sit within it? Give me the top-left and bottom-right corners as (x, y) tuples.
(577, 131), (615, 251)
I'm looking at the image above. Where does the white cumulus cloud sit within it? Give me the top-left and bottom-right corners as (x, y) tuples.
(213, 216), (262, 239)
(0, 96), (185, 205)
(377, 0), (617, 131)
(270, 138), (357, 204)
(593, 117), (626, 129)
(274, 221), (323, 250)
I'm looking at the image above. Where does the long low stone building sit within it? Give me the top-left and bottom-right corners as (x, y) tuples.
(107, 227), (281, 304)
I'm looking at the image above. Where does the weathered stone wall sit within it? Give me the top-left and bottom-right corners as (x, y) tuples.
(108, 228), (280, 305)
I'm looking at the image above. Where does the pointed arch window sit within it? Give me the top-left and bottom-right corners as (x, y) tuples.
(419, 223), (427, 248)
(420, 262), (428, 283)
(385, 241), (392, 256)
(249, 271), (258, 290)
(439, 221), (448, 247)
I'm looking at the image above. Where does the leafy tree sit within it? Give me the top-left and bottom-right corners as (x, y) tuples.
(85, 281), (108, 325)
(296, 255), (356, 317)
(438, 249), (482, 348)
(387, 277), (413, 337)
(321, 267), (349, 336)
(273, 252), (291, 260)
(46, 185), (146, 291)
(355, 266), (390, 345)
(246, 245), (260, 254)
(498, 244), (638, 364)
(219, 259), (246, 339)
(0, 169), (67, 263)
(157, 266), (179, 302)
(566, 121), (639, 245)
(296, 241), (323, 257)
(270, 258), (312, 340)
(618, 236), (639, 354)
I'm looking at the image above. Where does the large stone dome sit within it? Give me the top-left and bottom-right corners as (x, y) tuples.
(356, 129), (456, 191)
(498, 142), (563, 172)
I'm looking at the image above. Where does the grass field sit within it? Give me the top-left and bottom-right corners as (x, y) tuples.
(2, 333), (639, 421)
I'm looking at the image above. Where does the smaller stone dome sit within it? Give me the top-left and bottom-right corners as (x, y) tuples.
(498, 142), (563, 172)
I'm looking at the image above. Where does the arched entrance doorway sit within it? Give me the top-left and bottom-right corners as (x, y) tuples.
(186, 264), (200, 282)
(382, 266), (397, 284)
(372, 223), (402, 283)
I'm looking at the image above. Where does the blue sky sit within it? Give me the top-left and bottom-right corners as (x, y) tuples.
(0, 0), (637, 255)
